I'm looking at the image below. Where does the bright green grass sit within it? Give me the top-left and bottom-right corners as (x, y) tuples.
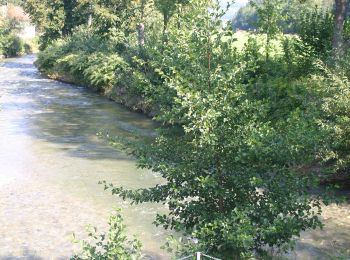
(233, 30), (295, 55)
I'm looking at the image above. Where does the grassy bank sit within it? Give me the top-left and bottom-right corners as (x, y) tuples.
(35, 28), (164, 117)
(37, 62), (155, 116)
(34, 30), (289, 117)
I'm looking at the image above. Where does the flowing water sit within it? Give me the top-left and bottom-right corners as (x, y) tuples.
(0, 55), (169, 259)
(0, 56), (349, 259)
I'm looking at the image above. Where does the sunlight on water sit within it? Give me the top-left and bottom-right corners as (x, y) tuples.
(0, 56), (169, 259)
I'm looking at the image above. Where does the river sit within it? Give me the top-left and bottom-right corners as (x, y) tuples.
(0, 56), (349, 259)
(0, 55), (170, 259)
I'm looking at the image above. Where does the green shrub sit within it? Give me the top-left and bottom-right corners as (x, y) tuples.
(34, 26), (161, 113)
(24, 43), (33, 54)
(297, 7), (334, 59)
(24, 39), (39, 54)
(1, 34), (24, 57)
(35, 40), (67, 71)
(0, 17), (22, 57)
(71, 209), (142, 260)
(312, 65), (350, 174)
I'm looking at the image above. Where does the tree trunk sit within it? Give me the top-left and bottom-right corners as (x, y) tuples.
(137, 23), (145, 46)
(137, 0), (146, 48)
(177, 4), (182, 29)
(333, 0), (348, 50)
(88, 14), (92, 26)
(163, 13), (169, 40)
(266, 34), (270, 61)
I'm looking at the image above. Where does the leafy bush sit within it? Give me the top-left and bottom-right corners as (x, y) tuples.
(35, 24), (162, 114)
(312, 65), (350, 174)
(1, 34), (24, 57)
(71, 209), (142, 260)
(23, 38), (38, 54)
(297, 7), (334, 58)
(36, 40), (67, 72)
(24, 42), (33, 54)
(0, 15), (25, 57)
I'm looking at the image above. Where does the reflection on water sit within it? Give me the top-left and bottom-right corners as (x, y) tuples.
(0, 56), (349, 259)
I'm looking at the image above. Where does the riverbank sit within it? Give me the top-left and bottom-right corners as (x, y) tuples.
(39, 66), (156, 117)
(2, 55), (350, 259)
(34, 34), (163, 119)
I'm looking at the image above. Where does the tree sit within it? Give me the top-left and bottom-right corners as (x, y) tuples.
(333, 0), (348, 49)
(298, 0), (349, 50)
(103, 1), (323, 257)
(24, 0), (70, 49)
(154, 0), (189, 40)
(71, 0), (95, 26)
(135, 0), (154, 48)
(62, 0), (78, 35)
(88, 0), (135, 38)
(24, 0), (93, 49)
(232, 0), (334, 33)
(232, 4), (258, 31)
(137, 0), (146, 47)
(154, 0), (177, 39)
(23, 0), (48, 31)
(250, 0), (284, 60)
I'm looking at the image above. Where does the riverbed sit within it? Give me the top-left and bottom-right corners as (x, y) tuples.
(0, 56), (349, 259)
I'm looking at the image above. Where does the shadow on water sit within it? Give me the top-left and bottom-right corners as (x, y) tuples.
(292, 240), (349, 260)
(0, 247), (46, 260)
(0, 56), (157, 161)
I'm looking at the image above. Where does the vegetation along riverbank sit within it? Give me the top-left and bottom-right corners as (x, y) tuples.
(9, 0), (350, 258)
(0, 3), (37, 58)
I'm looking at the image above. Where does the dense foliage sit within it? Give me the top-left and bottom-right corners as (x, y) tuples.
(232, 0), (334, 33)
(0, 21), (27, 58)
(26, 0), (350, 258)
(0, 4), (36, 57)
(0, 18), (23, 57)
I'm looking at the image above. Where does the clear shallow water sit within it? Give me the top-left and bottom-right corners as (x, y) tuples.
(0, 56), (349, 259)
(0, 56), (169, 259)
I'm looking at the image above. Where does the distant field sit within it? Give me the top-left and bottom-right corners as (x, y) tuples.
(232, 30), (293, 55)
(233, 30), (253, 50)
